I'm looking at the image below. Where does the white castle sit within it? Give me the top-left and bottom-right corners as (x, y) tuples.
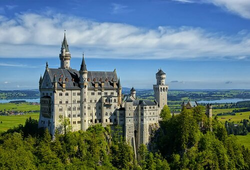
(38, 33), (168, 152)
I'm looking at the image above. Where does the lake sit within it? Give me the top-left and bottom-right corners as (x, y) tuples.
(0, 98), (40, 103)
(198, 98), (250, 104)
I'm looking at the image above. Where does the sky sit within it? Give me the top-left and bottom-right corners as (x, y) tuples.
(0, 0), (250, 90)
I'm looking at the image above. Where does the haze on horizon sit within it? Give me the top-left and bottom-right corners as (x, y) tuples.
(0, 0), (250, 90)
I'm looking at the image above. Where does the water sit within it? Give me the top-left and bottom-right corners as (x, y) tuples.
(198, 98), (250, 104)
(0, 98), (40, 103)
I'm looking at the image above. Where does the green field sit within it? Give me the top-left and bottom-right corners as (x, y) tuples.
(236, 134), (250, 149)
(216, 111), (250, 123)
(0, 103), (40, 112)
(0, 113), (39, 132)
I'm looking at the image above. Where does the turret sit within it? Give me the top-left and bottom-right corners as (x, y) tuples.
(130, 87), (136, 99)
(59, 31), (71, 69)
(79, 54), (88, 87)
(156, 69), (166, 85)
(79, 54), (88, 131)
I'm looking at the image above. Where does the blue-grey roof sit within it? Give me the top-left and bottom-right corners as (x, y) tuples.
(133, 100), (157, 106)
(46, 68), (118, 90)
(156, 69), (165, 75)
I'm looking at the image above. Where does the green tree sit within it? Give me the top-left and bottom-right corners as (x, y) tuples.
(160, 105), (171, 121)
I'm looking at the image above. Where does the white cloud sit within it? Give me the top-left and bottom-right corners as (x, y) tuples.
(172, 0), (250, 19)
(111, 3), (129, 14)
(0, 12), (250, 60)
(172, 0), (194, 3)
(0, 62), (37, 68)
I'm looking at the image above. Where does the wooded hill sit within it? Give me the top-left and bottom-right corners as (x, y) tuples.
(0, 106), (250, 169)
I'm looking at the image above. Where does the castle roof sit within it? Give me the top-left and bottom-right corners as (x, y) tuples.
(46, 68), (118, 90)
(133, 100), (157, 106)
(156, 69), (165, 75)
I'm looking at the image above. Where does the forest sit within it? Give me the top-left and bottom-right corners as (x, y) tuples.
(1, 106), (250, 169)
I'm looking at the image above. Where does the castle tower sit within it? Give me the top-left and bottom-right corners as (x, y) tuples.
(130, 87), (136, 99)
(59, 32), (71, 69)
(79, 55), (88, 131)
(206, 104), (212, 118)
(153, 69), (168, 109)
(206, 104), (213, 131)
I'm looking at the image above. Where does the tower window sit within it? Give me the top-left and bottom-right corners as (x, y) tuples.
(65, 93), (69, 96)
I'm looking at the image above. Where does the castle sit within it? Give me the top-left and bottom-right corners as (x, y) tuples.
(38, 33), (168, 152)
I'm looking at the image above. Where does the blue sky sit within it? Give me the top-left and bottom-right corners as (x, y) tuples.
(0, 0), (250, 90)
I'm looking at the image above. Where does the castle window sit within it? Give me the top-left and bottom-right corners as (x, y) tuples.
(90, 100), (92, 103)
(95, 100), (97, 102)
(84, 99), (86, 102)
(73, 107), (76, 111)
(77, 107), (80, 110)
(59, 115), (63, 119)
(68, 107), (71, 111)
(84, 120), (86, 122)
(88, 106), (91, 110)
(141, 119), (143, 122)
(59, 108), (63, 112)
(65, 93), (69, 96)
(73, 114), (76, 117)
(91, 92), (95, 95)
(59, 100), (62, 104)
(104, 92), (108, 95)
(77, 92), (80, 96)
(77, 114), (80, 117)
(90, 119), (92, 122)
(73, 93), (76, 96)
(66, 101), (68, 104)
(99, 119), (101, 123)
(73, 121), (76, 124)
(110, 119), (112, 122)
(68, 114), (70, 117)
(59, 93), (63, 96)
(98, 92), (101, 95)
(73, 100), (76, 104)
(95, 119), (97, 123)
(77, 100), (80, 104)
(78, 121), (81, 124)
(114, 99), (116, 102)
(84, 113), (86, 116)
(106, 112), (108, 116)
(111, 92), (114, 95)
(106, 119), (107, 122)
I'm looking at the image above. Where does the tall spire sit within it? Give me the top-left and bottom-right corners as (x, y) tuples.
(59, 30), (71, 69)
(80, 54), (87, 72)
(61, 30), (69, 52)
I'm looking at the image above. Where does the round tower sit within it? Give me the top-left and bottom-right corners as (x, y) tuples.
(153, 69), (168, 109)
(79, 55), (88, 131)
